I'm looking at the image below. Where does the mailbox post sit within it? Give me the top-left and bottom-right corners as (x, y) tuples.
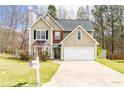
(29, 56), (41, 87)
(35, 56), (40, 87)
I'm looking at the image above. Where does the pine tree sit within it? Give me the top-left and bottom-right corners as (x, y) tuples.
(48, 5), (57, 19)
(76, 6), (86, 19)
(92, 5), (107, 49)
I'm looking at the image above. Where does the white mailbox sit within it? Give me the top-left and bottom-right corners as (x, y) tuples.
(29, 57), (40, 69)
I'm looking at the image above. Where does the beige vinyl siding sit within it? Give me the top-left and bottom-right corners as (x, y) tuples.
(31, 19), (51, 44)
(44, 15), (63, 31)
(64, 31), (93, 39)
(30, 18), (51, 54)
(63, 28), (95, 47)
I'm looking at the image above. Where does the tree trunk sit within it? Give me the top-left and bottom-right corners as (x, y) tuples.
(19, 30), (27, 50)
(110, 6), (114, 54)
(100, 14), (105, 49)
(111, 21), (114, 54)
(101, 19), (105, 49)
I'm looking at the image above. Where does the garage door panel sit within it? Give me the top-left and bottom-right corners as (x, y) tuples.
(64, 47), (94, 61)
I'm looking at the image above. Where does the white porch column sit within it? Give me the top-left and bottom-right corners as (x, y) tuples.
(35, 44), (37, 54)
(50, 28), (53, 59)
(50, 46), (53, 59)
(61, 44), (64, 60)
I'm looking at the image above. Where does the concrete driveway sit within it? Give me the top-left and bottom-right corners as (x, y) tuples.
(44, 61), (124, 87)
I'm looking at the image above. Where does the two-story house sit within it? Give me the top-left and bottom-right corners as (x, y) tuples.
(28, 13), (98, 61)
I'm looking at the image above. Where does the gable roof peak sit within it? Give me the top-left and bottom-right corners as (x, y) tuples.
(59, 25), (98, 44)
(28, 16), (52, 29)
(42, 13), (64, 30)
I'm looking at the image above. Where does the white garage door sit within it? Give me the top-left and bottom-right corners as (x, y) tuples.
(64, 47), (95, 61)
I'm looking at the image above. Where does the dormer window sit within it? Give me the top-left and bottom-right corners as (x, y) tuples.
(77, 31), (82, 40)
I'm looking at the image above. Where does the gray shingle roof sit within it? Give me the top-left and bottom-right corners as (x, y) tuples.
(56, 19), (94, 31)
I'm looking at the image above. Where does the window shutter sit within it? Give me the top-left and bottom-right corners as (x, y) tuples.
(46, 30), (48, 40)
(34, 30), (36, 39)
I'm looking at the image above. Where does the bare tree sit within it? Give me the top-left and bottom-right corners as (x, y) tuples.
(57, 6), (67, 19)
(0, 5), (29, 54)
(67, 9), (75, 19)
(19, 10), (29, 50)
(85, 5), (90, 19)
(76, 6), (86, 19)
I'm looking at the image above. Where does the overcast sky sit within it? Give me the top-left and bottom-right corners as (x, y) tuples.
(34, 5), (93, 19)
(57, 5), (93, 18)
(56, 5), (79, 18)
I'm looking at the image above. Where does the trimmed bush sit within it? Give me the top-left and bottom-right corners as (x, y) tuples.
(97, 46), (102, 58)
(4, 47), (12, 54)
(19, 51), (33, 61)
(39, 51), (49, 61)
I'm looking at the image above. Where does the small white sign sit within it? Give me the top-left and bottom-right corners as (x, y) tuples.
(29, 57), (40, 69)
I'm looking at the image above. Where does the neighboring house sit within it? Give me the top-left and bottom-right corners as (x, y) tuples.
(28, 13), (98, 61)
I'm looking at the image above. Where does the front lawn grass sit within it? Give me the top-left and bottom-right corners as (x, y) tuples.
(0, 54), (60, 87)
(97, 59), (124, 74)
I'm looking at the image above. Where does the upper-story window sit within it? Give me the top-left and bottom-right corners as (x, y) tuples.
(36, 30), (46, 40)
(55, 32), (61, 40)
(77, 31), (82, 40)
(41, 31), (46, 39)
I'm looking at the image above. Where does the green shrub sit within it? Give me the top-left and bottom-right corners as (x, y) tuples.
(4, 47), (12, 54)
(39, 51), (49, 61)
(97, 46), (102, 57)
(19, 51), (32, 61)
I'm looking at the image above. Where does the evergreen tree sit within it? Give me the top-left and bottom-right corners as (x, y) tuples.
(48, 5), (57, 19)
(76, 6), (86, 19)
(92, 5), (124, 56)
(92, 5), (107, 49)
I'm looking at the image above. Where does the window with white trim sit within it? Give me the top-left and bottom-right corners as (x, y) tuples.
(41, 31), (46, 39)
(55, 32), (61, 40)
(77, 31), (82, 40)
(36, 30), (46, 40)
